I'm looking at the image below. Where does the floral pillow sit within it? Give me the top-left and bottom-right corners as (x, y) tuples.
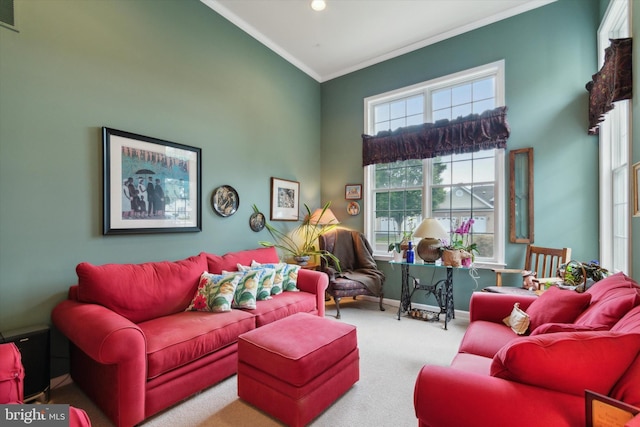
(223, 269), (259, 309)
(237, 264), (276, 300)
(283, 263), (301, 292)
(186, 272), (240, 313)
(251, 261), (286, 295)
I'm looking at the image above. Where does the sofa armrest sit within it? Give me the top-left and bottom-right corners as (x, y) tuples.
(469, 291), (537, 323)
(414, 365), (584, 427)
(51, 299), (145, 364)
(296, 269), (329, 317)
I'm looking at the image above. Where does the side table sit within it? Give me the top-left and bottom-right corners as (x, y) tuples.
(390, 262), (456, 330)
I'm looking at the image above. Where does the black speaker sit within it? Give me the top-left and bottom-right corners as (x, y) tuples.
(1, 325), (50, 403)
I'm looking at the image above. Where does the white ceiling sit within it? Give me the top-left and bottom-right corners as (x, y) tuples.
(201, 0), (556, 82)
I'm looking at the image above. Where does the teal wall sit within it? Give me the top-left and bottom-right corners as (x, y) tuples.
(320, 0), (607, 310)
(0, 0), (321, 346)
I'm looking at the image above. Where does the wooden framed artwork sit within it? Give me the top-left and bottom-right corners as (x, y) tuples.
(345, 184), (362, 200)
(633, 161), (640, 217)
(270, 177), (299, 221)
(102, 127), (202, 235)
(586, 390), (639, 427)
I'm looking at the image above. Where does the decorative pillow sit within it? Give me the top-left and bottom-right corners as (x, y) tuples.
(490, 332), (640, 397)
(574, 286), (640, 329)
(186, 272), (240, 313)
(502, 303), (530, 335)
(238, 264), (275, 301)
(226, 270), (259, 310)
(283, 263), (301, 292)
(525, 286), (592, 331)
(251, 261), (286, 295)
(530, 323), (609, 335)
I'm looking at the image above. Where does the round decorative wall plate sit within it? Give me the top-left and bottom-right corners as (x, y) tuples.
(347, 201), (360, 216)
(249, 212), (266, 232)
(212, 185), (239, 217)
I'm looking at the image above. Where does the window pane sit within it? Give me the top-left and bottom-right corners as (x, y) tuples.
(374, 122), (389, 134)
(473, 98), (494, 114)
(406, 95), (423, 116)
(390, 100), (405, 120)
(432, 108), (450, 121)
(473, 78), (494, 101)
(452, 84), (472, 105)
(406, 114), (423, 126)
(375, 104), (389, 123)
(473, 156), (495, 182)
(452, 104), (472, 118)
(390, 118), (405, 131)
(432, 89), (451, 110)
(451, 159), (473, 184)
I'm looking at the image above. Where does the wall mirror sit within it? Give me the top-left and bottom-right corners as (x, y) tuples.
(509, 147), (534, 243)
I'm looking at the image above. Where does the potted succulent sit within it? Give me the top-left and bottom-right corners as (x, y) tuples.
(257, 202), (341, 268)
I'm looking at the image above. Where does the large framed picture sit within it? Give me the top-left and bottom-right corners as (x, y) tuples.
(270, 177), (299, 221)
(102, 127), (202, 235)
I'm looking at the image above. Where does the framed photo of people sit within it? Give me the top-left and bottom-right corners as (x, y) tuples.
(270, 177), (299, 221)
(102, 127), (202, 235)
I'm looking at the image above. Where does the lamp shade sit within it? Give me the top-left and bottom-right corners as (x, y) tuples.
(413, 218), (448, 239)
(307, 208), (339, 226)
(413, 218), (448, 263)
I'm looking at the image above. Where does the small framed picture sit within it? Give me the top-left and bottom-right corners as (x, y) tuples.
(633, 161), (640, 217)
(345, 184), (362, 200)
(347, 201), (360, 216)
(586, 390), (639, 427)
(270, 177), (300, 221)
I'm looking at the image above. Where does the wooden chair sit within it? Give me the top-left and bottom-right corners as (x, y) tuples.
(484, 245), (571, 294)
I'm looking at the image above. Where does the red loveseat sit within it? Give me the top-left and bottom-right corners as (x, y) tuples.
(51, 247), (328, 427)
(414, 273), (640, 427)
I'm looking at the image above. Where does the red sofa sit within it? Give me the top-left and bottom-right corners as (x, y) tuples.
(51, 247), (328, 427)
(414, 273), (640, 427)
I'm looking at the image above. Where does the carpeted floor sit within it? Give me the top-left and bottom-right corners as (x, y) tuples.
(49, 299), (468, 426)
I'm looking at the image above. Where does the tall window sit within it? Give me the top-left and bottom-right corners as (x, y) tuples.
(599, 0), (630, 274)
(364, 61), (505, 266)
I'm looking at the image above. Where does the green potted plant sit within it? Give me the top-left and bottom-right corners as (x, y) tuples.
(257, 202), (341, 268)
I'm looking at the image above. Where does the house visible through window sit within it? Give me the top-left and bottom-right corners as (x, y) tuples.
(364, 61), (505, 266)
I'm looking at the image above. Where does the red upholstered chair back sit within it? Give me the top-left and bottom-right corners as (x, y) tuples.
(0, 343), (24, 403)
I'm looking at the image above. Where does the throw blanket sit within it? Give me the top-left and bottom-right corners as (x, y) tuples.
(322, 229), (385, 296)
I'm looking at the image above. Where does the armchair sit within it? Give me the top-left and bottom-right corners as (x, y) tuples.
(319, 229), (385, 319)
(485, 245), (571, 293)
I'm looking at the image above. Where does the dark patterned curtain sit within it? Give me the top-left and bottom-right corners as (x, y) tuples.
(586, 38), (632, 135)
(361, 106), (510, 166)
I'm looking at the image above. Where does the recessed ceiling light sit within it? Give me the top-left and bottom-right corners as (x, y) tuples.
(310, 0), (326, 12)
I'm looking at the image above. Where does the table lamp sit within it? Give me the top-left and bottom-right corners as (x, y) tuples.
(413, 218), (448, 263)
(307, 208), (339, 226)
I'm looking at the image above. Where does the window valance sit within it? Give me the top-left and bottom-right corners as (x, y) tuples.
(586, 38), (632, 135)
(361, 106), (510, 166)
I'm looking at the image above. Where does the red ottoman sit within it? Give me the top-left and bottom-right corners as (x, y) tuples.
(237, 312), (359, 427)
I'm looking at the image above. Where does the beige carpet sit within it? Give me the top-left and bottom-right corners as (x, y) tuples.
(49, 299), (468, 427)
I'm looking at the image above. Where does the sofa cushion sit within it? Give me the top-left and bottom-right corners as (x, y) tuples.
(530, 323), (609, 335)
(574, 276), (640, 329)
(283, 264), (301, 291)
(611, 305), (640, 333)
(186, 272), (240, 313)
(76, 253), (208, 323)
(490, 332), (640, 397)
(251, 261), (286, 295)
(205, 247), (279, 274)
(251, 291), (318, 327)
(458, 320), (521, 359)
(526, 286), (591, 332)
(139, 310), (256, 380)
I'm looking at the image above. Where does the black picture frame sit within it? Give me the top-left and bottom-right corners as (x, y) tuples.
(102, 127), (202, 235)
(270, 177), (299, 221)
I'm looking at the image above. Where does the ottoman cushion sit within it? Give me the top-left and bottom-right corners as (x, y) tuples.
(238, 312), (357, 387)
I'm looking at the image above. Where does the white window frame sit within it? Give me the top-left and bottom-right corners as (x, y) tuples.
(598, 0), (631, 274)
(363, 60), (506, 268)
